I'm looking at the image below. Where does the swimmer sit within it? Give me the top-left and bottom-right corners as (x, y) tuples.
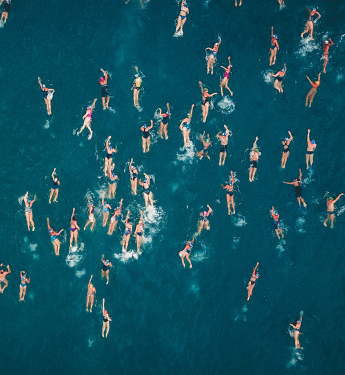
(0, 0), (11, 23)
(305, 73), (321, 107)
(290, 316), (302, 349)
(158, 103), (171, 140)
(197, 205), (213, 234)
(86, 275), (96, 312)
(134, 211), (144, 253)
(70, 208), (80, 247)
(196, 132), (211, 160)
(47, 218), (64, 256)
(323, 194), (344, 229)
(0, 264), (11, 293)
(141, 120), (153, 153)
(122, 210), (132, 252)
(271, 206), (284, 239)
(247, 262), (259, 301)
(269, 27), (279, 66)
(129, 159), (138, 195)
(249, 136), (259, 182)
(101, 255), (113, 284)
(178, 238), (194, 268)
(132, 66), (142, 107)
(322, 38), (334, 73)
(283, 169), (307, 209)
(108, 198), (123, 235)
(269, 63), (286, 93)
(107, 164), (118, 199)
(216, 124), (230, 166)
(84, 198), (96, 231)
(77, 99), (97, 139)
(49, 168), (60, 204)
(235, 0), (242, 7)
(175, 0), (189, 36)
(205, 38), (221, 75)
(19, 271), (30, 301)
(99, 69), (110, 109)
(301, 7), (321, 40)
(281, 131), (293, 168)
(102, 299), (112, 338)
(220, 57), (233, 96)
(102, 192), (112, 227)
(222, 171), (235, 215)
(38, 77), (55, 115)
(104, 136), (117, 176)
(139, 173), (154, 207)
(199, 81), (217, 123)
(306, 128), (317, 170)
(23, 191), (36, 231)
(278, 0), (284, 6)
(178, 104), (194, 147)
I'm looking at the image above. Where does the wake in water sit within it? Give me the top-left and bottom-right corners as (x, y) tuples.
(295, 37), (318, 58)
(262, 69), (275, 84)
(217, 96), (235, 115)
(235, 304), (248, 322)
(232, 213), (247, 227)
(66, 243), (85, 267)
(175, 142), (196, 164)
(295, 217), (306, 233)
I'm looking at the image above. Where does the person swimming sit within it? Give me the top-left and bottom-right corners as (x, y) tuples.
(322, 38), (334, 74)
(175, 0), (189, 36)
(305, 73), (321, 107)
(129, 159), (138, 195)
(102, 192), (112, 227)
(141, 120), (153, 153)
(249, 137), (259, 182)
(70, 208), (80, 247)
(281, 131), (293, 169)
(77, 99), (97, 139)
(269, 63), (286, 93)
(222, 171), (235, 215)
(196, 132), (211, 160)
(247, 262), (259, 301)
(197, 205), (213, 234)
(1, 0), (11, 24)
(205, 38), (221, 74)
(269, 27), (279, 66)
(199, 81), (217, 123)
(290, 316), (303, 349)
(271, 206), (284, 239)
(139, 173), (154, 207)
(283, 169), (307, 209)
(134, 212), (144, 253)
(132, 66), (142, 107)
(19, 271), (30, 302)
(158, 103), (171, 140)
(47, 218), (64, 256)
(323, 194), (344, 229)
(306, 129), (317, 170)
(99, 69), (110, 109)
(178, 104), (194, 147)
(108, 199), (123, 235)
(38, 77), (55, 115)
(122, 210), (132, 252)
(86, 275), (96, 312)
(101, 255), (113, 284)
(178, 239), (194, 268)
(220, 57), (233, 96)
(0, 264), (11, 294)
(23, 191), (36, 231)
(49, 168), (60, 204)
(84, 199), (96, 231)
(301, 7), (321, 40)
(102, 298), (112, 337)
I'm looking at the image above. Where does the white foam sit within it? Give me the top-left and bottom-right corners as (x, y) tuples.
(217, 96), (235, 115)
(76, 269), (86, 278)
(336, 73), (344, 83)
(295, 217), (306, 233)
(44, 120), (50, 129)
(232, 214), (247, 227)
(18, 195), (24, 206)
(114, 250), (139, 262)
(295, 37), (318, 57)
(0, 20), (4, 28)
(336, 205), (345, 216)
(29, 244), (38, 252)
(263, 69), (275, 84)
(33, 254), (40, 260)
(175, 142), (196, 164)
(66, 243), (84, 267)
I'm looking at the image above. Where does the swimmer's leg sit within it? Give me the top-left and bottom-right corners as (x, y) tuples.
(225, 83), (233, 96)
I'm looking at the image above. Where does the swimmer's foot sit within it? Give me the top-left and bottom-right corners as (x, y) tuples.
(189, 264), (192, 268)
(32, 227), (35, 231)
(106, 281), (109, 285)
(323, 221), (327, 227)
(303, 202), (307, 208)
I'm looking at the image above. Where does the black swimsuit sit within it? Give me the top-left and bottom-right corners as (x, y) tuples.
(282, 141), (289, 153)
(142, 129), (150, 139)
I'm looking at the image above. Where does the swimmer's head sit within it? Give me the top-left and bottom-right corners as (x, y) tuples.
(42, 84), (46, 88)
(100, 77), (105, 81)
(189, 242), (193, 247)
(204, 88), (209, 92)
(90, 283), (93, 288)
(274, 210), (278, 216)
(105, 260), (109, 265)
(203, 211), (207, 216)
(27, 199), (31, 203)
(49, 229), (53, 233)
(135, 74), (139, 78)
(256, 272), (259, 277)
(131, 165), (135, 170)
(187, 114), (191, 119)
(328, 197), (333, 201)
(112, 173), (116, 178)
(205, 139), (210, 143)
(222, 132), (227, 136)
(298, 319), (302, 322)
(143, 179), (147, 183)
(87, 105), (91, 109)
(139, 220), (143, 224)
(103, 310), (108, 315)
(285, 137), (289, 141)
(311, 140), (316, 144)
(89, 201), (93, 206)
(315, 81), (320, 85)
(324, 40), (329, 44)
(166, 111), (170, 115)
(273, 34), (277, 39)
(215, 43), (219, 46)
(143, 124), (147, 129)
(254, 148), (259, 152)
(282, 68), (286, 72)
(54, 177), (58, 182)
(312, 7), (316, 10)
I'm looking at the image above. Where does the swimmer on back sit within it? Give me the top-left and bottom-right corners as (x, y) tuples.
(175, 0), (189, 36)
(220, 57), (233, 96)
(305, 73), (321, 107)
(205, 38), (221, 75)
(323, 193), (344, 229)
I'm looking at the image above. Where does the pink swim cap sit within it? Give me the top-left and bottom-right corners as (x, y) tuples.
(100, 77), (105, 81)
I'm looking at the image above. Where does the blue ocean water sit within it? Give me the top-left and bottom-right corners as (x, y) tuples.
(1, 0), (345, 373)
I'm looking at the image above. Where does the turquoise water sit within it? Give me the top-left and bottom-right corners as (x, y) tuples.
(1, 0), (345, 373)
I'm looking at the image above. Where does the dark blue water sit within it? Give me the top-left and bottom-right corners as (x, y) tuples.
(1, 0), (345, 373)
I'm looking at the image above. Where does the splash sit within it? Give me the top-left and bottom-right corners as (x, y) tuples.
(114, 250), (139, 262)
(232, 214), (247, 227)
(76, 269), (86, 278)
(263, 70), (275, 84)
(29, 244), (38, 252)
(217, 96), (235, 115)
(336, 73), (344, 83)
(295, 37), (318, 57)
(295, 217), (306, 233)
(66, 243), (85, 267)
(43, 120), (50, 129)
(142, 206), (167, 251)
(0, 20), (4, 28)
(336, 205), (345, 216)
(175, 142), (196, 164)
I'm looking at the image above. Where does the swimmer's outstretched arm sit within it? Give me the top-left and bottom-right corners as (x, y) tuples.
(32, 195), (37, 204)
(125, 210), (130, 223)
(269, 72), (280, 77)
(47, 218), (51, 230)
(209, 92), (218, 97)
(299, 168), (302, 181)
(307, 129), (311, 143)
(333, 193), (344, 204)
(88, 275), (93, 286)
(271, 26), (274, 39)
(283, 63), (287, 72)
(199, 81), (205, 94)
(166, 103), (170, 113)
(317, 72), (321, 83)
(102, 298), (105, 313)
(57, 229), (64, 235)
(38, 77), (43, 90)
(91, 99), (97, 110)
(102, 192), (105, 206)
(148, 120), (154, 130)
(252, 262), (259, 276)
(189, 104), (194, 119)
(230, 170), (234, 184)
(207, 204), (212, 215)
(252, 136), (259, 149)
(306, 76), (313, 86)
(51, 168), (56, 180)
(100, 69), (108, 82)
